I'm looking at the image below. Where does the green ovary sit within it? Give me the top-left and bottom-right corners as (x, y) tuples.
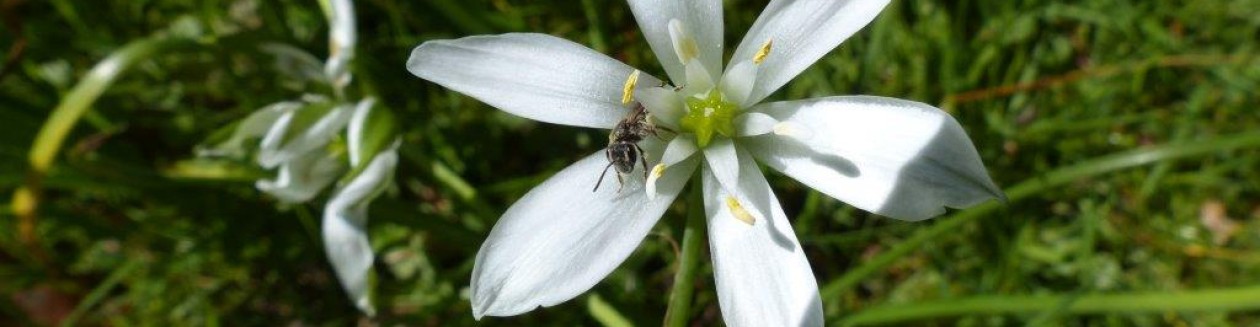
(679, 91), (738, 148)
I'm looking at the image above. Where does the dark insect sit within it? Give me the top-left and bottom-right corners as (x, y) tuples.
(594, 102), (666, 192)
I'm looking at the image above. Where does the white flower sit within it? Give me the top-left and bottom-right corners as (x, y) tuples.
(248, 97), (353, 202)
(406, 0), (1003, 325)
(323, 99), (399, 316)
(207, 97), (396, 316)
(200, 0), (396, 316)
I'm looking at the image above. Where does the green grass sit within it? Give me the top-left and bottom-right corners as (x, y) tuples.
(2, 0), (1259, 325)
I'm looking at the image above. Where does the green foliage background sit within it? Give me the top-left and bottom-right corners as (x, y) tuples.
(2, 0), (1260, 325)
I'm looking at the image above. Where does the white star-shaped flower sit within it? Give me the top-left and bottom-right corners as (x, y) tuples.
(407, 0), (1002, 325)
(202, 0), (398, 315)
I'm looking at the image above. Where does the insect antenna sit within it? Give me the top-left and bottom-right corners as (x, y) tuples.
(592, 161), (616, 192)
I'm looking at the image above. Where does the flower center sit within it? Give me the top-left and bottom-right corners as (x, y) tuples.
(680, 90), (738, 148)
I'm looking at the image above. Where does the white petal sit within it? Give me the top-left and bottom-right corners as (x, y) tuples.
(257, 102), (355, 168)
(256, 150), (344, 203)
(734, 112), (778, 137)
(626, 0), (723, 83)
(744, 96), (1004, 221)
(259, 43), (325, 83)
(238, 102), (299, 140)
(346, 98), (376, 167)
(731, 0), (891, 103)
(325, 0), (357, 89)
(702, 138), (740, 195)
(407, 33), (661, 129)
(719, 60), (757, 107)
(256, 109), (296, 166)
(323, 148), (398, 316)
(661, 135), (700, 167)
(471, 149), (698, 318)
(200, 101), (300, 157)
(701, 157), (822, 327)
(681, 60), (714, 98)
(637, 86), (684, 128)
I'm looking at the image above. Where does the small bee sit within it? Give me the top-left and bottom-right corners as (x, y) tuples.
(593, 102), (667, 192)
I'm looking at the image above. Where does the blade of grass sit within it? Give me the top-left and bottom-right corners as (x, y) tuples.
(59, 259), (143, 327)
(839, 285), (1260, 326)
(10, 36), (199, 251)
(588, 293), (634, 327)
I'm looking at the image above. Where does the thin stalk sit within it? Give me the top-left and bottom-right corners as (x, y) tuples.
(664, 184), (706, 327)
(821, 130), (1260, 300)
(839, 285), (1260, 326)
(10, 37), (198, 250)
(59, 259), (143, 327)
(588, 294), (634, 327)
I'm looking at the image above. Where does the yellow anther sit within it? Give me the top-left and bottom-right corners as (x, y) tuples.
(725, 196), (756, 225)
(622, 70), (641, 104)
(651, 163), (667, 179)
(646, 163), (668, 200)
(753, 39), (773, 65)
(669, 19), (700, 64)
(679, 39), (699, 64)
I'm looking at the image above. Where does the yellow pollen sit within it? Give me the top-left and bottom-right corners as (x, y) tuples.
(679, 39), (699, 63)
(753, 39), (773, 65)
(651, 163), (667, 178)
(622, 70), (641, 104)
(725, 196), (756, 225)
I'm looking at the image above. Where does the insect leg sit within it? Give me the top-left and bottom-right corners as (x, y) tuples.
(616, 171), (625, 193)
(636, 144), (649, 180)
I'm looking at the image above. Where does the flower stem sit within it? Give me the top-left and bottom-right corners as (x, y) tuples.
(821, 129), (1260, 300)
(664, 184), (706, 327)
(838, 285), (1260, 326)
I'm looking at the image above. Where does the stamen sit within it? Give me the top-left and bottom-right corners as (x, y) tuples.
(669, 19), (699, 64)
(753, 39), (773, 65)
(645, 163), (667, 200)
(773, 121), (814, 140)
(725, 196), (756, 225)
(622, 70), (641, 104)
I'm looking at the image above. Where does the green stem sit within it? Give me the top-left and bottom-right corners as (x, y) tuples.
(839, 285), (1260, 326)
(821, 130), (1260, 300)
(10, 36), (198, 250)
(664, 184), (706, 327)
(588, 294), (634, 327)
